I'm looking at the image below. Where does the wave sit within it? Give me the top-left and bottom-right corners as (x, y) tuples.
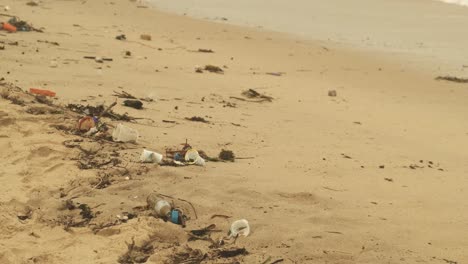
(437, 0), (468, 6)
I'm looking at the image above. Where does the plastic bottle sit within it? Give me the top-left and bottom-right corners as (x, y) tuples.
(146, 193), (171, 219)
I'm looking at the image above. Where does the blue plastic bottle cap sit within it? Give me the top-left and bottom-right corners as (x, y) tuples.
(171, 210), (179, 224)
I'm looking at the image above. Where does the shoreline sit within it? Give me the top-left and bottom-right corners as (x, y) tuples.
(147, 0), (468, 76)
(1, 0), (468, 263)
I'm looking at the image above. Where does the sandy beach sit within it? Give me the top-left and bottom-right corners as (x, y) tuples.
(1, 0), (468, 263)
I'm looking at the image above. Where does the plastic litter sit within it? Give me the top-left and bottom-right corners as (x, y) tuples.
(112, 123), (138, 143)
(229, 219), (250, 238)
(155, 200), (172, 218)
(140, 149), (163, 164)
(2, 22), (16, 33)
(194, 156), (206, 166)
(30, 88), (56, 97)
(84, 127), (98, 136)
(185, 149), (206, 166)
(147, 194), (172, 219)
(77, 116), (97, 131)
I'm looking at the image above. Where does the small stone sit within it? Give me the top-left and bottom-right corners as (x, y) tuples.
(140, 34), (152, 41)
(328, 90), (337, 97)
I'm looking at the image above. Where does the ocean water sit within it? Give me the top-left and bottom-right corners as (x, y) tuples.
(439, 0), (468, 6)
(147, 0), (468, 73)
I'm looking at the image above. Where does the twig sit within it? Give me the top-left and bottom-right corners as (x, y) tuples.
(236, 157), (255, 160)
(271, 259), (284, 264)
(261, 257), (272, 264)
(112, 90), (137, 99)
(98, 101), (117, 118)
(0, 13), (15, 18)
(230, 96), (270, 103)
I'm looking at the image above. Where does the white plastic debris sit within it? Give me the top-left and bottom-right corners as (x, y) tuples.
(112, 123), (138, 143)
(140, 149), (163, 164)
(194, 156), (206, 166)
(185, 149), (205, 166)
(229, 219), (250, 238)
(154, 200), (172, 217)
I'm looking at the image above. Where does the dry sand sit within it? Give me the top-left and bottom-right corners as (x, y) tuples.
(1, 0), (468, 263)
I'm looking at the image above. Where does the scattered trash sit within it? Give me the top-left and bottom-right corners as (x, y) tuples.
(185, 149), (206, 166)
(112, 123), (138, 143)
(328, 90), (337, 97)
(83, 56), (113, 63)
(379, 165), (385, 169)
(1, 22), (16, 33)
(185, 116), (209, 123)
(204, 65), (224, 73)
(77, 116), (97, 132)
(146, 193), (191, 226)
(123, 99), (143, 109)
(435, 75), (468, 83)
(29, 88), (56, 97)
(115, 34), (126, 40)
(229, 219), (250, 238)
(4, 17), (42, 32)
(147, 194), (172, 219)
(384, 177), (393, 182)
(169, 208), (187, 226)
(140, 34), (151, 41)
(140, 149), (163, 164)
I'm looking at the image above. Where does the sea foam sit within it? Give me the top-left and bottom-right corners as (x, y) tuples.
(438, 0), (468, 6)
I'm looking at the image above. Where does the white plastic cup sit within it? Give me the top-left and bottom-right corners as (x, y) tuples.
(230, 219), (250, 237)
(184, 149), (205, 166)
(140, 149), (163, 164)
(112, 123), (138, 143)
(184, 149), (200, 162)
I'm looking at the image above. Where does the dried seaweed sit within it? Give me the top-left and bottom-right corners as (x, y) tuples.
(241, 89), (273, 102)
(118, 238), (155, 264)
(219, 150), (235, 162)
(185, 116), (209, 123)
(170, 246), (206, 264)
(204, 65), (224, 73)
(435, 76), (468, 83)
(67, 103), (138, 121)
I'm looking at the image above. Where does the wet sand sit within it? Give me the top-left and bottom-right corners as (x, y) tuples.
(149, 0), (468, 74)
(1, 0), (468, 263)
